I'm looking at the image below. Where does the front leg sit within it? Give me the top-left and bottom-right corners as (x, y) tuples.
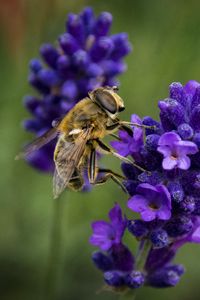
(119, 121), (156, 131)
(95, 139), (147, 173)
(107, 122), (133, 136)
(106, 120), (155, 137)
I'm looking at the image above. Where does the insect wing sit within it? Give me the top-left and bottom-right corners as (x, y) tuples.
(53, 128), (91, 198)
(15, 127), (58, 160)
(53, 167), (66, 199)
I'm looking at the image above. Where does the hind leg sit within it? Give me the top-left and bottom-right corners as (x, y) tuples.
(87, 144), (127, 192)
(94, 168), (127, 193)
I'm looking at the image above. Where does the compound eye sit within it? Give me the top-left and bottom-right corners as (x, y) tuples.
(95, 90), (117, 114)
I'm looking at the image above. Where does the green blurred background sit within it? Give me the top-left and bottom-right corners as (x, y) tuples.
(1, 0), (200, 299)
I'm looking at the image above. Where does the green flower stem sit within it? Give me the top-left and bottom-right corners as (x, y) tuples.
(44, 195), (64, 300)
(135, 239), (152, 271)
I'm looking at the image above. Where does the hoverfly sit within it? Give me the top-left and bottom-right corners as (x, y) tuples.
(16, 86), (148, 199)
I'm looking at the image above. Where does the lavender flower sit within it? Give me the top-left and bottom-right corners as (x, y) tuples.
(89, 203), (126, 251)
(111, 114), (143, 158)
(158, 132), (198, 170)
(23, 7), (132, 172)
(90, 80), (200, 293)
(127, 183), (171, 221)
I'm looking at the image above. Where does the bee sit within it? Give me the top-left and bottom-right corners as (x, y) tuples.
(16, 86), (147, 199)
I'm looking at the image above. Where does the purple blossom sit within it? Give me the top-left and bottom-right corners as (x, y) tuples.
(157, 132), (198, 170)
(23, 7), (132, 172)
(89, 204), (126, 251)
(111, 114), (143, 157)
(127, 183), (171, 221)
(90, 204), (134, 279)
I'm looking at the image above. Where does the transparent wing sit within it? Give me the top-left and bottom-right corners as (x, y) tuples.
(53, 128), (91, 199)
(15, 127), (58, 160)
(53, 167), (66, 199)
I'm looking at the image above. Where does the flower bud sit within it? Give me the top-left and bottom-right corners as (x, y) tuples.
(104, 271), (124, 287)
(127, 220), (148, 238)
(150, 229), (169, 249)
(92, 251), (113, 271)
(125, 271), (145, 289)
(147, 265), (185, 288)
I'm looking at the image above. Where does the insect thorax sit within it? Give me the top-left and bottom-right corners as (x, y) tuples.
(60, 98), (108, 139)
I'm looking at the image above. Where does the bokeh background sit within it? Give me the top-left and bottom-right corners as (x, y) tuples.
(1, 0), (200, 299)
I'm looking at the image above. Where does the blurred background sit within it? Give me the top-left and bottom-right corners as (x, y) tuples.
(1, 0), (200, 299)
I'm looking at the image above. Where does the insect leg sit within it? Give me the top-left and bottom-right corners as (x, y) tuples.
(98, 168), (126, 180)
(106, 122), (135, 136)
(119, 121), (156, 130)
(109, 133), (121, 140)
(88, 146), (98, 184)
(87, 144), (127, 191)
(106, 122), (120, 131)
(106, 122), (154, 137)
(95, 168), (127, 193)
(96, 139), (147, 173)
(106, 121), (155, 137)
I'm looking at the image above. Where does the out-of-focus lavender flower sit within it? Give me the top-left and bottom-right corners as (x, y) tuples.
(90, 80), (200, 293)
(23, 7), (132, 172)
